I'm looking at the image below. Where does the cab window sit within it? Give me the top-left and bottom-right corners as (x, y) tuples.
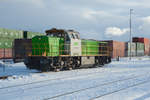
(75, 34), (79, 39)
(71, 34), (75, 39)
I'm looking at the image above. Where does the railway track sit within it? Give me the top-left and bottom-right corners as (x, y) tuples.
(43, 73), (150, 100)
(0, 68), (112, 90)
(0, 69), (145, 95)
(0, 75), (12, 80)
(91, 79), (150, 100)
(0, 70), (37, 80)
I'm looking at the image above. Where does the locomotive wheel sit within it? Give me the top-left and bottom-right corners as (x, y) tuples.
(54, 68), (60, 72)
(98, 64), (103, 67)
(68, 67), (73, 70)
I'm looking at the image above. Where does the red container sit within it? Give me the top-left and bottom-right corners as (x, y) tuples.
(0, 48), (12, 59)
(133, 37), (150, 55)
(132, 37), (139, 42)
(102, 40), (125, 58)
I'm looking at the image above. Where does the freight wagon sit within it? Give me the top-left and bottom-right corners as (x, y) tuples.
(24, 28), (111, 71)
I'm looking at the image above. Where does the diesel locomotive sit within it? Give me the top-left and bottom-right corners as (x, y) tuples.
(24, 28), (111, 71)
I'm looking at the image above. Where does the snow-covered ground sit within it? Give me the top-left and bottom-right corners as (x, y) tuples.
(0, 61), (38, 77)
(0, 57), (150, 100)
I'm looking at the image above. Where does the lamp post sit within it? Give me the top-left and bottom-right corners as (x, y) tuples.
(129, 9), (133, 60)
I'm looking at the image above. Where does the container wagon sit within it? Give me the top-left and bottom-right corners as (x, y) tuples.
(24, 28), (111, 71)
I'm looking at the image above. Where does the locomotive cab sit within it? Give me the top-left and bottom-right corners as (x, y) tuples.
(46, 28), (81, 56)
(66, 30), (81, 56)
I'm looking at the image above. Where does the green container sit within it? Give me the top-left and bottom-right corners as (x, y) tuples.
(0, 28), (23, 39)
(81, 39), (99, 56)
(136, 42), (144, 56)
(32, 36), (64, 56)
(0, 38), (14, 48)
(136, 43), (144, 50)
(0, 28), (44, 39)
(0, 39), (4, 48)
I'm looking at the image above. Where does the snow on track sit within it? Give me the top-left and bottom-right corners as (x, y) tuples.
(1, 57), (150, 100)
(44, 73), (150, 100)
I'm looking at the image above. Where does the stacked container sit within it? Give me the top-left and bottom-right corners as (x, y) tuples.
(133, 37), (150, 55)
(136, 42), (144, 56)
(0, 28), (21, 59)
(125, 42), (136, 57)
(0, 28), (23, 39)
(0, 48), (12, 59)
(0, 28), (44, 59)
(23, 31), (44, 39)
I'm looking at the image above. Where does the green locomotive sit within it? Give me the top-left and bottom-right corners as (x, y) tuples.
(24, 28), (111, 71)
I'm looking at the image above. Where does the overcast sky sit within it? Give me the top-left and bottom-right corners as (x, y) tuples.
(0, 0), (150, 41)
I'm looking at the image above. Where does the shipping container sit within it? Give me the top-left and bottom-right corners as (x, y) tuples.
(0, 38), (14, 48)
(23, 31), (44, 39)
(0, 28), (44, 39)
(102, 40), (125, 58)
(133, 37), (150, 55)
(136, 42), (144, 56)
(13, 39), (32, 63)
(0, 28), (23, 39)
(125, 42), (136, 57)
(0, 28), (45, 60)
(0, 48), (12, 59)
(132, 37), (139, 42)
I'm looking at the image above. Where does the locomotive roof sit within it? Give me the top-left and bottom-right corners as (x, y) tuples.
(45, 28), (66, 34)
(45, 28), (79, 34)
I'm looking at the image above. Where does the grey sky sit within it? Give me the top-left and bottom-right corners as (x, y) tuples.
(0, 0), (150, 41)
